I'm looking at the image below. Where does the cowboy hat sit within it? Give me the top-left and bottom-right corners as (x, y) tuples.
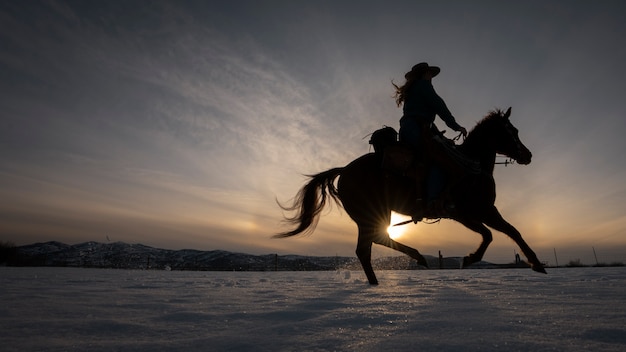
(405, 62), (440, 79)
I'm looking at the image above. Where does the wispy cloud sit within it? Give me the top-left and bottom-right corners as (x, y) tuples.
(1, 2), (625, 263)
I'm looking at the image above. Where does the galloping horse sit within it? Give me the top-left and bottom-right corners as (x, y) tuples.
(276, 108), (546, 284)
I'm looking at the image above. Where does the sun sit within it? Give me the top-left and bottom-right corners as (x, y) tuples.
(387, 211), (412, 240)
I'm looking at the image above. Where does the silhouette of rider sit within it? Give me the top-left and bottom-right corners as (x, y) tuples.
(393, 62), (467, 222)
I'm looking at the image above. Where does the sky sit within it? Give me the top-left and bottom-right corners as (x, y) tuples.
(1, 0), (625, 265)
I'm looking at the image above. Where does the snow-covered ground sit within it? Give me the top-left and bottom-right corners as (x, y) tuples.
(1, 267), (625, 352)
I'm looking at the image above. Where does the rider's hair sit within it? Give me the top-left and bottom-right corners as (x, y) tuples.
(392, 78), (413, 107)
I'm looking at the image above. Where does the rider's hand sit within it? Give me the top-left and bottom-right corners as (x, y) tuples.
(458, 127), (468, 138)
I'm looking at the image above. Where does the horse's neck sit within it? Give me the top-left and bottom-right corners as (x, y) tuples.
(478, 153), (496, 174)
(460, 133), (496, 174)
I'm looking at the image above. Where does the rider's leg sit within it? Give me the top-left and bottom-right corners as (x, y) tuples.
(412, 164), (427, 223)
(425, 166), (457, 216)
(427, 166), (444, 202)
(423, 138), (462, 216)
(399, 118), (428, 223)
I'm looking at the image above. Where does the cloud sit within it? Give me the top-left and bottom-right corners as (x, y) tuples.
(1, 2), (625, 263)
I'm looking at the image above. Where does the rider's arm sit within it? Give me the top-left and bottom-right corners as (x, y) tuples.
(425, 82), (463, 132)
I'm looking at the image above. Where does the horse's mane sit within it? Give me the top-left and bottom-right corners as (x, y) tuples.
(471, 109), (506, 132)
(460, 109), (507, 152)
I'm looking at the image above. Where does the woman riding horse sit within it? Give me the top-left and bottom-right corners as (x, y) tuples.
(393, 62), (468, 222)
(276, 108), (546, 285)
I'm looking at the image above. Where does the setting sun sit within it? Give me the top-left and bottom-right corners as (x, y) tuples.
(387, 211), (412, 239)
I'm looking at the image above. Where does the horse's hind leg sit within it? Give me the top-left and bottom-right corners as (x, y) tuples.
(373, 235), (429, 268)
(355, 232), (378, 285)
(355, 226), (429, 285)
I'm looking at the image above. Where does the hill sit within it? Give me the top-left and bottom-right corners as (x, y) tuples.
(5, 241), (508, 271)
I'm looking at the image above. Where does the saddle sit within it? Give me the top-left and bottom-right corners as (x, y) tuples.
(369, 126), (480, 218)
(370, 126), (479, 176)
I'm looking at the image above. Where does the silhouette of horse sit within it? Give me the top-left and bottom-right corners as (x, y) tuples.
(276, 108), (546, 284)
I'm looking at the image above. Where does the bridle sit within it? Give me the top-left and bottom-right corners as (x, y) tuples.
(502, 119), (528, 163)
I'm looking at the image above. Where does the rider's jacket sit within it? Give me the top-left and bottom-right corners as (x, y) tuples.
(401, 79), (462, 132)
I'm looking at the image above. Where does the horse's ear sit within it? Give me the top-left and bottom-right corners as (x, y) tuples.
(504, 107), (512, 119)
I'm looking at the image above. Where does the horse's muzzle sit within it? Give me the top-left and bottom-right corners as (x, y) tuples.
(517, 150), (532, 165)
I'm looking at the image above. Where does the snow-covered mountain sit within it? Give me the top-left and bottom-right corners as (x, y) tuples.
(11, 241), (357, 271)
(9, 241), (503, 271)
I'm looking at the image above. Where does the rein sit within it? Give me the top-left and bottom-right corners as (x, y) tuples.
(495, 156), (516, 166)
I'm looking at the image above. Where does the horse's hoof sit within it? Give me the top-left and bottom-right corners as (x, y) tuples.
(532, 264), (547, 274)
(461, 256), (474, 268)
(369, 280), (379, 285)
(417, 257), (429, 268)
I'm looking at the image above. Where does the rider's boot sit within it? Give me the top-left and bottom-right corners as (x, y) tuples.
(412, 169), (428, 223)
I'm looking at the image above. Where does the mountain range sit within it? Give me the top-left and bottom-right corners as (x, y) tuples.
(4, 241), (510, 271)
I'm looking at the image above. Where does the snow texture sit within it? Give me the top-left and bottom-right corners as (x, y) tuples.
(1, 267), (625, 351)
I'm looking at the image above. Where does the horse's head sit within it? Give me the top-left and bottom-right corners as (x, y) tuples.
(491, 107), (532, 165)
(466, 107), (532, 165)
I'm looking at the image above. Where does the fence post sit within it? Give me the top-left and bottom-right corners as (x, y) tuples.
(553, 248), (559, 268)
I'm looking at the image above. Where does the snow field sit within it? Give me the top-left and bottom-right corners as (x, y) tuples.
(1, 267), (625, 351)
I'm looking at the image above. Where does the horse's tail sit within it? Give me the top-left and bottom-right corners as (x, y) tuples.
(274, 167), (343, 238)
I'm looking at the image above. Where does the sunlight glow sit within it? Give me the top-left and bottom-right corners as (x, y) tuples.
(387, 211), (412, 240)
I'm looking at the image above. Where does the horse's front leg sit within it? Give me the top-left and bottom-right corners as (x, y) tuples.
(457, 219), (493, 268)
(483, 206), (547, 274)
